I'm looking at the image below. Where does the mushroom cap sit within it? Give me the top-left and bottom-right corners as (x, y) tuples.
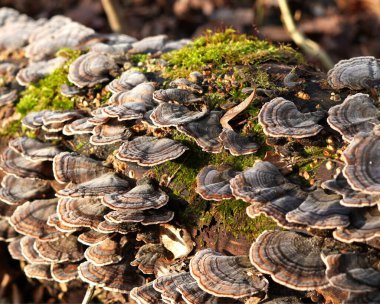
(130, 34), (167, 54)
(78, 260), (145, 293)
(88, 108), (111, 125)
(16, 57), (66, 86)
(57, 197), (108, 229)
(8, 237), (24, 260)
(230, 161), (306, 204)
(24, 264), (53, 281)
(322, 253), (380, 293)
(41, 110), (83, 125)
(116, 136), (188, 166)
(102, 104), (144, 121)
(96, 220), (139, 234)
(107, 70), (147, 94)
(57, 173), (130, 198)
(47, 213), (78, 233)
(130, 281), (161, 304)
(105, 209), (174, 225)
(219, 129), (259, 156)
(190, 249), (268, 299)
(103, 183), (169, 211)
(249, 230), (328, 290)
(177, 281), (239, 304)
(327, 56), (380, 90)
(60, 84), (81, 97)
(0, 148), (53, 179)
(322, 172), (380, 208)
(0, 218), (18, 241)
(34, 234), (84, 263)
(178, 111), (223, 153)
(63, 117), (95, 135)
(41, 121), (66, 133)
(9, 137), (63, 162)
(327, 93), (380, 142)
(9, 198), (60, 241)
(196, 165), (239, 201)
(68, 52), (118, 88)
(153, 272), (194, 303)
(21, 111), (49, 130)
(258, 97), (324, 138)
(131, 243), (169, 274)
(84, 235), (127, 266)
(53, 152), (113, 184)
(246, 196), (305, 230)
(153, 88), (201, 105)
(286, 189), (352, 229)
(90, 120), (132, 145)
(333, 206), (380, 243)
(51, 262), (79, 283)
(342, 132), (380, 194)
(108, 82), (155, 106)
(77, 229), (109, 246)
(20, 236), (50, 264)
(150, 103), (208, 127)
(0, 89), (17, 106)
(0, 174), (51, 205)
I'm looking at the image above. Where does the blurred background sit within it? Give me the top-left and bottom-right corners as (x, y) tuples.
(1, 0), (380, 65)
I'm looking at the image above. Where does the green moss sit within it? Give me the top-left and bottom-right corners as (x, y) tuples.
(0, 120), (22, 137)
(16, 49), (81, 116)
(129, 54), (149, 64)
(162, 29), (303, 79)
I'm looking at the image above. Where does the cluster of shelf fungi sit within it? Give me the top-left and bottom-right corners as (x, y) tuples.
(0, 6), (378, 304)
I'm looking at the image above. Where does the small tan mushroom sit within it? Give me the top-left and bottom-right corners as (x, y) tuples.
(160, 224), (194, 260)
(258, 97), (324, 138)
(78, 260), (145, 293)
(249, 230), (328, 290)
(116, 136), (188, 166)
(190, 249), (268, 298)
(56, 172), (130, 198)
(327, 93), (380, 142)
(327, 56), (380, 90)
(9, 198), (60, 241)
(196, 165), (239, 201)
(53, 152), (113, 184)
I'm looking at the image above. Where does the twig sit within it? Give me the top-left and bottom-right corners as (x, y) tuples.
(101, 0), (128, 33)
(277, 0), (334, 70)
(82, 285), (95, 304)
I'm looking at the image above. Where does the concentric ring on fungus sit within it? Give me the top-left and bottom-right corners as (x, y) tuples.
(189, 248), (268, 299)
(249, 230), (329, 290)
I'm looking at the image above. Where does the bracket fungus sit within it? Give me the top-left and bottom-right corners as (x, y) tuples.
(342, 131), (380, 194)
(9, 198), (61, 241)
(190, 249), (268, 299)
(103, 181), (169, 211)
(196, 165), (239, 201)
(90, 120), (133, 145)
(153, 88), (202, 105)
(327, 56), (380, 90)
(116, 136), (188, 166)
(78, 260), (145, 293)
(249, 230), (328, 290)
(219, 129), (259, 156)
(20, 236), (50, 264)
(53, 152), (113, 184)
(107, 70), (147, 94)
(131, 243), (170, 274)
(24, 264), (53, 281)
(322, 253), (380, 293)
(258, 97), (324, 138)
(153, 272), (194, 303)
(130, 281), (162, 304)
(286, 189), (352, 229)
(51, 262), (79, 283)
(68, 52), (118, 88)
(327, 93), (380, 142)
